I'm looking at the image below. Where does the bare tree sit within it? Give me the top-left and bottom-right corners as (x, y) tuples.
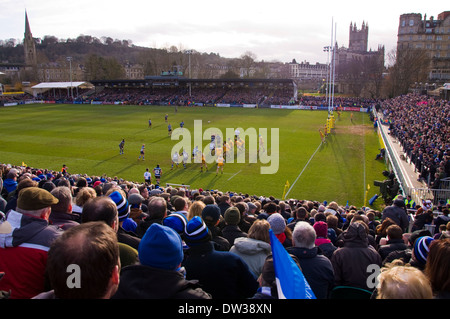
(383, 48), (430, 97)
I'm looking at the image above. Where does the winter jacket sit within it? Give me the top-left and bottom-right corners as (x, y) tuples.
(229, 237), (272, 278)
(381, 205), (409, 232)
(49, 211), (80, 230)
(331, 223), (382, 291)
(377, 238), (407, 261)
(183, 242), (259, 299)
(112, 264), (211, 299)
(315, 238), (337, 260)
(221, 224), (248, 246)
(286, 246), (335, 299)
(0, 210), (63, 299)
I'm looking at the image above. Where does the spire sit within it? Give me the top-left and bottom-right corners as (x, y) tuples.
(25, 10), (32, 36)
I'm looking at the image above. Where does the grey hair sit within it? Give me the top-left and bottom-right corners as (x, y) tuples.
(292, 221), (316, 249)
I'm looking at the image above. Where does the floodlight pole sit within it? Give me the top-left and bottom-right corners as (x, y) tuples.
(323, 46), (331, 111)
(66, 56), (73, 99)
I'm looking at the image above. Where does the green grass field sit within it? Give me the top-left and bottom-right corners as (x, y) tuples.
(0, 103), (387, 207)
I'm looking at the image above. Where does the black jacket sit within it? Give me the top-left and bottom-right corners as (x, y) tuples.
(286, 246), (335, 299)
(112, 264), (211, 299)
(377, 238), (407, 261)
(381, 205), (409, 232)
(182, 242), (258, 299)
(221, 225), (247, 246)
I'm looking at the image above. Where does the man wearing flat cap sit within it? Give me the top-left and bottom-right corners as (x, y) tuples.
(0, 187), (62, 299)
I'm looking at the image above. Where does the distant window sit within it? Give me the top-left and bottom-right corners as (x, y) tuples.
(409, 19), (414, 26)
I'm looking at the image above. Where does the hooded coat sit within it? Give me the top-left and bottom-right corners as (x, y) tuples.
(229, 237), (272, 278)
(330, 222), (382, 291)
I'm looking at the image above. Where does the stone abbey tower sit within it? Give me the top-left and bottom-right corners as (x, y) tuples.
(349, 21), (369, 52)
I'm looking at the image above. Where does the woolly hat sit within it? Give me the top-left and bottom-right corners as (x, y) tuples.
(128, 193), (144, 208)
(17, 187), (59, 211)
(138, 223), (183, 270)
(414, 236), (434, 265)
(267, 213), (286, 235)
(313, 221), (328, 238)
(224, 207), (240, 225)
(201, 204), (221, 226)
(108, 190), (130, 221)
(163, 212), (188, 235)
(184, 216), (211, 246)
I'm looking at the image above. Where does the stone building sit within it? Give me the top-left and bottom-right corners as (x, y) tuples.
(397, 11), (450, 83)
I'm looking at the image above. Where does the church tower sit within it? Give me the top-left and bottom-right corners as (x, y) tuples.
(24, 10), (37, 67)
(349, 21), (369, 52)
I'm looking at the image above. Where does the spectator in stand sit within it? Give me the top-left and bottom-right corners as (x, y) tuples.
(182, 216), (258, 299)
(217, 195), (231, 216)
(234, 201), (252, 233)
(1, 168), (18, 198)
(411, 209), (434, 233)
(229, 219), (272, 279)
(434, 208), (450, 234)
(376, 263), (433, 299)
(4, 178), (38, 214)
(287, 206), (309, 231)
(80, 196), (139, 268)
(135, 196), (168, 237)
(286, 221), (335, 299)
(201, 204), (230, 251)
(173, 196), (190, 218)
(0, 187), (61, 299)
(187, 200), (205, 221)
(267, 213), (292, 248)
(113, 223), (211, 299)
(331, 221), (382, 291)
(377, 224), (407, 262)
(424, 238), (450, 299)
(221, 206), (248, 246)
(49, 186), (80, 230)
(107, 190), (141, 250)
(313, 221), (337, 259)
(72, 186), (97, 214)
(33, 222), (121, 299)
(381, 198), (409, 232)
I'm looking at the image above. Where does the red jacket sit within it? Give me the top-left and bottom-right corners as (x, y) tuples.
(0, 210), (62, 299)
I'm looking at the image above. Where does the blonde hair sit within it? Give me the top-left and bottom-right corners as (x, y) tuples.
(377, 264), (433, 299)
(187, 200), (206, 221)
(75, 187), (97, 207)
(247, 219), (270, 244)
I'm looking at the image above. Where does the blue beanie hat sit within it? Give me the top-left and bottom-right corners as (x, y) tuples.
(414, 236), (434, 264)
(108, 190), (130, 221)
(138, 223), (183, 270)
(184, 216), (211, 246)
(163, 212), (188, 235)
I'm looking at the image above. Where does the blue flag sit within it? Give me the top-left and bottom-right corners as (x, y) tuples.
(269, 229), (316, 299)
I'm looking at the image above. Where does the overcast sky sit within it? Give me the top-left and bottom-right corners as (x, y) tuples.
(0, 0), (447, 63)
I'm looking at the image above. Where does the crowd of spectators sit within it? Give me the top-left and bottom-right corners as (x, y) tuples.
(86, 86), (288, 106)
(380, 93), (450, 189)
(1, 162), (449, 300)
(298, 95), (382, 108)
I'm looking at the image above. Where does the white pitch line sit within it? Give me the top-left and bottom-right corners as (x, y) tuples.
(284, 142), (322, 198)
(227, 170), (242, 181)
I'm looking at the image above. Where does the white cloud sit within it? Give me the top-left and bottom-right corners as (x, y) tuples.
(1, 0), (447, 63)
